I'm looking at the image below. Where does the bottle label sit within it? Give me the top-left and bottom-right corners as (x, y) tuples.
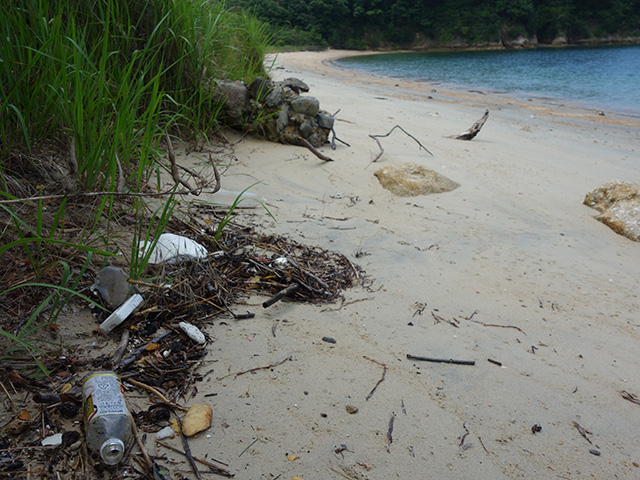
(83, 372), (128, 426)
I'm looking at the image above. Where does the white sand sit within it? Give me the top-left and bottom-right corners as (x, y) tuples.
(161, 50), (640, 479)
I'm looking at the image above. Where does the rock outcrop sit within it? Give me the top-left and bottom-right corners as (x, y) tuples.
(584, 180), (640, 242)
(374, 163), (459, 196)
(211, 76), (333, 148)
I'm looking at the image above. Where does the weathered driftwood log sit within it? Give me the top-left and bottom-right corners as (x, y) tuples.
(452, 109), (489, 140)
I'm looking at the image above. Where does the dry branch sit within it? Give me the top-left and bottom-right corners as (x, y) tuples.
(297, 136), (334, 162)
(452, 109), (489, 140)
(369, 125), (433, 163)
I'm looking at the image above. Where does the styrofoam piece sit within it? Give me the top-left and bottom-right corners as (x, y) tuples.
(99, 294), (144, 334)
(209, 189), (264, 208)
(144, 233), (208, 265)
(155, 426), (176, 440)
(41, 433), (63, 447)
(179, 321), (206, 344)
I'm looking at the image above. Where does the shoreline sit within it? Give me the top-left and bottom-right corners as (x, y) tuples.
(277, 48), (640, 123)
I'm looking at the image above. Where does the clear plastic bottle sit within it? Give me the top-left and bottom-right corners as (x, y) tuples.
(82, 371), (133, 465)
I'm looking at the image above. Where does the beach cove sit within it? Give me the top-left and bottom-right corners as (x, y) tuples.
(164, 50), (640, 479)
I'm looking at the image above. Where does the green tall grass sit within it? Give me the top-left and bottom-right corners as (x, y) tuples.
(0, 0), (272, 370)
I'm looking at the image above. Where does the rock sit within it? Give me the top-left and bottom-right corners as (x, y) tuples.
(298, 121), (314, 139)
(322, 336), (337, 344)
(289, 96), (320, 117)
(584, 181), (640, 241)
(316, 112), (334, 130)
(278, 77), (310, 94)
(345, 405), (358, 414)
(211, 80), (248, 126)
(179, 321), (206, 344)
(247, 76), (270, 99)
(374, 163), (459, 196)
(181, 404), (212, 437)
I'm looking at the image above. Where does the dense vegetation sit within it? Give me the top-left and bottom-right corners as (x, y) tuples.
(0, 0), (271, 367)
(231, 0), (640, 49)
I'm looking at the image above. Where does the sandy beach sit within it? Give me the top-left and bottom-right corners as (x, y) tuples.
(154, 50), (640, 479)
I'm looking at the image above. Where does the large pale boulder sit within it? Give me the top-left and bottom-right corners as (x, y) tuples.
(584, 181), (640, 241)
(374, 163), (459, 196)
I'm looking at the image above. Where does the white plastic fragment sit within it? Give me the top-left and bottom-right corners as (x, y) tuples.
(41, 433), (63, 447)
(155, 426), (176, 440)
(179, 321), (206, 344)
(99, 294), (144, 334)
(209, 188), (264, 208)
(143, 233), (208, 265)
(273, 257), (289, 267)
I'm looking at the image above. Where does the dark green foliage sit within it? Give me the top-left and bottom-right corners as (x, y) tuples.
(230, 0), (640, 49)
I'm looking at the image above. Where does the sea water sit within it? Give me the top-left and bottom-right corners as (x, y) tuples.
(335, 45), (640, 115)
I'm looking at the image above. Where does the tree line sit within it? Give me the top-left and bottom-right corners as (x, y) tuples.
(229, 0), (640, 49)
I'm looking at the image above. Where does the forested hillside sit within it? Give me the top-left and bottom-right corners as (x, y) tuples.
(230, 0), (640, 49)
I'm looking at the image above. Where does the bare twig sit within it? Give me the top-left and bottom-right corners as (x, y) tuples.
(369, 125), (433, 163)
(166, 132), (200, 194)
(573, 422), (593, 445)
(218, 356), (292, 380)
(172, 409), (201, 480)
(112, 329), (130, 366)
(297, 137), (334, 162)
(621, 390), (640, 406)
(156, 441), (233, 477)
(406, 354), (475, 366)
(131, 414), (153, 471)
(117, 331), (173, 369)
(386, 412), (396, 453)
(262, 283), (300, 308)
(363, 356), (387, 401)
(238, 438), (259, 458)
(125, 378), (187, 412)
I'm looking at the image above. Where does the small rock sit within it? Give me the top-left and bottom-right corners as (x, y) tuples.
(589, 449), (601, 456)
(316, 112), (334, 130)
(289, 96), (320, 117)
(346, 405), (358, 414)
(181, 404), (212, 437)
(179, 322), (206, 344)
(322, 336), (337, 344)
(279, 77), (310, 94)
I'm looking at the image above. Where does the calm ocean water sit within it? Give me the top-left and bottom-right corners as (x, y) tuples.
(335, 45), (640, 115)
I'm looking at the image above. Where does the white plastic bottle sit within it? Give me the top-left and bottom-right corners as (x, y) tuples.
(82, 371), (133, 465)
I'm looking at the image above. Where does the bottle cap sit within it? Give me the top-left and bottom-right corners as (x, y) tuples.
(100, 438), (125, 465)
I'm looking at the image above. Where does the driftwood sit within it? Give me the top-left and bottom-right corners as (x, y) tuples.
(369, 125), (433, 163)
(297, 136), (334, 162)
(452, 109), (489, 140)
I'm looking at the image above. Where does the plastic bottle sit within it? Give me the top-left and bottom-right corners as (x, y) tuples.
(82, 371), (133, 465)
